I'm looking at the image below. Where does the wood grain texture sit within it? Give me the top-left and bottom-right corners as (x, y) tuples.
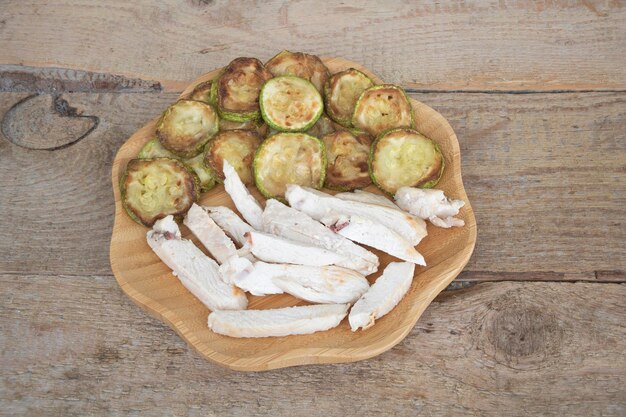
(0, 1), (625, 91)
(109, 57), (477, 370)
(1, 274), (624, 416)
(0, 90), (623, 279)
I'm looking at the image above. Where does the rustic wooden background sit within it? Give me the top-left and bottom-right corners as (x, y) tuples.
(1, 1), (624, 416)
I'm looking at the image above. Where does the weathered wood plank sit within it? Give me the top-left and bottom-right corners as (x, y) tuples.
(0, 1), (625, 91)
(0, 274), (623, 416)
(0, 91), (624, 278)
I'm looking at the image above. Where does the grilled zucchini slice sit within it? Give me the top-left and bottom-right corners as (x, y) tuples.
(219, 118), (269, 137)
(370, 128), (444, 194)
(217, 57), (272, 122)
(121, 158), (200, 227)
(265, 50), (330, 93)
(306, 113), (336, 138)
(260, 76), (323, 132)
(189, 80), (215, 105)
(205, 130), (261, 185)
(138, 139), (217, 192)
(156, 100), (219, 158)
(352, 85), (413, 136)
(323, 130), (372, 191)
(325, 69), (374, 127)
(138, 138), (176, 159)
(254, 132), (326, 199)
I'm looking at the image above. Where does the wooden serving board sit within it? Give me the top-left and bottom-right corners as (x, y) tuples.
(109, 57), (477, 371)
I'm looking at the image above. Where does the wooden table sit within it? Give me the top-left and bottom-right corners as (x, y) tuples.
(1, 2), (624, 415)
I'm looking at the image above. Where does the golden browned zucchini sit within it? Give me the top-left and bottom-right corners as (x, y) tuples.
(306, 113), (336, 138)
(370, 128), (444, 194)
(324, 69), (374, 127)
(323, 130), (372, 191)
(217, 57), (272, 122)
(260, 76), (323, 132)
(156, 100), (219, 158)
(138, 139), (217, 192)
(189, 80), (215, 105)
(219, 118), (269, 137)
(265, 50), (330, 93)
(205, 130), (261, 185)
(352, 85), (413, 136)
(254, 132), (326, 199)
(121, 158), (200, 227)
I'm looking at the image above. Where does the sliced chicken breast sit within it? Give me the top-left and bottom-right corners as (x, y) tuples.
(329, 215), (426, 266)
(262, 199), (378, 275)
(208, 304), (350, 338)
(204, 206), (254, 247)
(335, 189), (399, 209)
(245, 231), (353, 268)
(223, 159), (263, 230)
(184, 203), (238, 264)
(147, 216), (247, 311)
(219, 257), (283, 295)
(349, 262), (415, 331)
(285, 185), (427, 245)
(394, 187), (465, 228)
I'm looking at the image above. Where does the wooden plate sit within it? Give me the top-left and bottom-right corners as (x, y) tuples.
(110, 57), (477, 371)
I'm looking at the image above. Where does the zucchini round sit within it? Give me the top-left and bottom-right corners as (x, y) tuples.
(121, 158), (200, 227)
(156, 100), (219, 158)
(352, 85), (413, 136)
(325, 68), (374, 127)
(205, 129), (261, 185)
(323, 130), (372, 191)
(217, 57), (272, 122)
(370, 128), (444, 194)
(306, 113), (336, 138)
(189, 80), (215, 105)
(265, 50), (330, 93)
(138, 138), (176, 159)
(219, 118), (268, 137)
(259, 76), (323, 132)
(253, 132), (326, 199)
(138, 139), (216, 192)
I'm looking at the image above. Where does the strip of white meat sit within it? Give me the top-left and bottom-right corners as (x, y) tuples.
(349, 262), (415, 331)
(204, 206), (254, 247)
(335, 189), (400, 209)
(222, 258), (369, 302)
(147, 216), (247, 311)
(245, 230), (353, 268)
(208, 304), (350, 338)
(262, 199), (378, 275)
(328, 215), (426, 266)
(285, 185), (427, 245)
(394, 187), (465, 228)
(222, 159), (263, 230)
(218, 257), (283, 295)
(183, 204), (238, 264)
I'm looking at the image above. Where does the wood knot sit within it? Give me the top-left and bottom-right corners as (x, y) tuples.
(1, 94), (98, 150)
(479, 297), (564, 370)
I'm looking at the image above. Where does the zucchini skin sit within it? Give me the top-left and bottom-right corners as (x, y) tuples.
(253, 132), (327, 200)
(259, 75), (324, 132)
(352, 85), (413, 136)
(138, 138), (176, 159)
(156, 100), (219, 159)
(265, 50), (330, 93)
(120, 157), (200, 227)
(323, 130), (372, 191)
(217, 57), (272, 122)
(369, 128), (444, 195)
(324, 68), (374, 128)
